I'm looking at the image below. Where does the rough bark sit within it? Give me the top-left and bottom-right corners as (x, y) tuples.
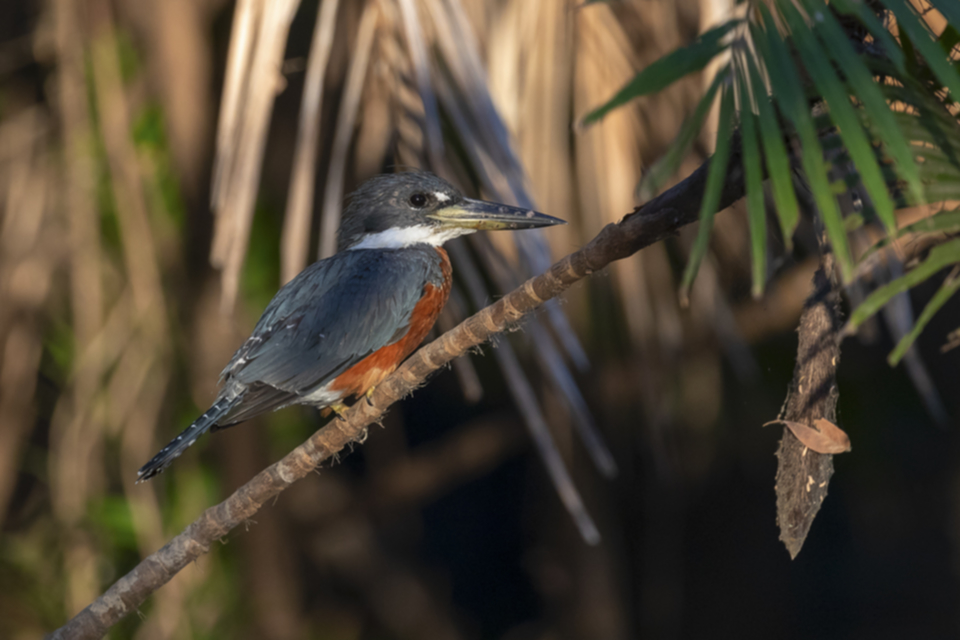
(50, 147), (745, 640)
(774, 249), (843, 559)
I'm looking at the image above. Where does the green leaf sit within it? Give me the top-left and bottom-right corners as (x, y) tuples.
(887, 99), (960, 150)
(88, 497), (138, 550)
(899, 23), (924, 81)
(745, 51), (799, 247)
(830, 0), (907, 75)
(888, 266), (960, 365)
(580, 20), (740, 127)
(736, 60), (768, 298)
(887, 106), (960, 187)
(636, 71), (725, 201)
(922, 179), (960, 202)
(848, 236), (960, 328)
(780, 0), (898, 235)
(927, 1), (960, 52)
(753, 7), (854, 278)
(857, 207), (960, 263)
(802, 0), (926, 209)
(880, 0), (960, 104)
(939, 24), (960, 56)
(913, 146), (960, 180)
(679, 78), (735, 304)
(899, 207), (960, 235)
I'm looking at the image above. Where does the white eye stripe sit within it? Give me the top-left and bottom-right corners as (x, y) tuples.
(434, 191), (450, 203)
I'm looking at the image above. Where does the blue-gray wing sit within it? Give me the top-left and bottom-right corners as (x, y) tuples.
(216, 247), (443, 424)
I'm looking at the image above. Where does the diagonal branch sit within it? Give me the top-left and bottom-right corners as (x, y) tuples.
(50, 145), (745, 640)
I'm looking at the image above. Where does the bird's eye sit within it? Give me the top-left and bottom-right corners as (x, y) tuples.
(409, 193), (428, 208)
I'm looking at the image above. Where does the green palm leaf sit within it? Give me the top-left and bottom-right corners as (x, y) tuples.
(753, 6), (854, 278)
(848, 237), (960, 329)
(801, 0), (925, 210)
(636, 71), (724, 202)
(735, 55), (768, 297)
(880, 0), (960, 102)
(744, 51), (799, 247)
(831, 0), (907, 75)
(580, 19), (740, 127)
(888, 267), (960, 365)
(679, 77), (735, 304)
(780, 0), (897, 235)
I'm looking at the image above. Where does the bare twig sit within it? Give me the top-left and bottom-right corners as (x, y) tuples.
(50, 144), (746, 640)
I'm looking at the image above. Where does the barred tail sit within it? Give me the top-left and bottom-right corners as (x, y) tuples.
(137, 395), (240, 482)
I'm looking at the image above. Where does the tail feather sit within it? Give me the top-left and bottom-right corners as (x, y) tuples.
(137, 395), (240, 482)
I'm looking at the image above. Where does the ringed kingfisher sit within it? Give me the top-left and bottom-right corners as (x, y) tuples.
(138, 172), (563, 481)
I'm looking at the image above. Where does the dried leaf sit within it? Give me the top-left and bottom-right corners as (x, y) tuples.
(765, 418), (852, 454)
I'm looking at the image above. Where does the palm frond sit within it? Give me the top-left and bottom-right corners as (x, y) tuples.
(679, 76), (735, 304)
(579, 19), (741, 126)
(581, 0), (960, 361)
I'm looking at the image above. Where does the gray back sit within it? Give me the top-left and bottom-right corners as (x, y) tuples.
(218, 245), (446, 422)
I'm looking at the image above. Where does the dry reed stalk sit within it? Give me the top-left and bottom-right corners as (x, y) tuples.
(367, 0), (488, 401)
(473, 235), (618, 477)
(211, 0), (301, 311)
(386, 0), (605, 531)
(449, 240), (602, 542)
(0, 110), (57, 529)
(318, 0), (380, 259)
(373, 0), (426, 170)
(212, 0), (260, 211)
(87, 1), (190, 632)
(430, 0), (590, 372)
(124, 0), (215, 201)
(282, 0), (341, 282)
(501, 0), (577, 226)
(435, 302), (484, 403)
(497, 340), (602, 543)
(574, 4), (661, 352)
(429, 0), (520, 174)
(88, 5), (165, 318)
(397, 0), (444, 168)
(280, 0), (340, 283)
(699, 0), (736, 155)
(47, 0), (111, 616)
(427, 53), (586, 378)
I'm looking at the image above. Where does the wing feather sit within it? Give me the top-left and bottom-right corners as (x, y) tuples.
(216, 247), (443, 424)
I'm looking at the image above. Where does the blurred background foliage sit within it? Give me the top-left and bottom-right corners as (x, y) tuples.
(2, 0), (960, 638)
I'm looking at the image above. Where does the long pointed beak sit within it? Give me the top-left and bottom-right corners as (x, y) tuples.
(427, 197), (565, 231)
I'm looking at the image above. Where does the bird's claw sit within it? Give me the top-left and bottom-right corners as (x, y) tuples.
(329, 402), (349, 421)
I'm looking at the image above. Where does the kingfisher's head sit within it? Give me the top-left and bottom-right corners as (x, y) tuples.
(337, 172), (564, 251)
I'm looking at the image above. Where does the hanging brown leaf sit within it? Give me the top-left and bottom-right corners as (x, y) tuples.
(764, 418), (851, 455)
